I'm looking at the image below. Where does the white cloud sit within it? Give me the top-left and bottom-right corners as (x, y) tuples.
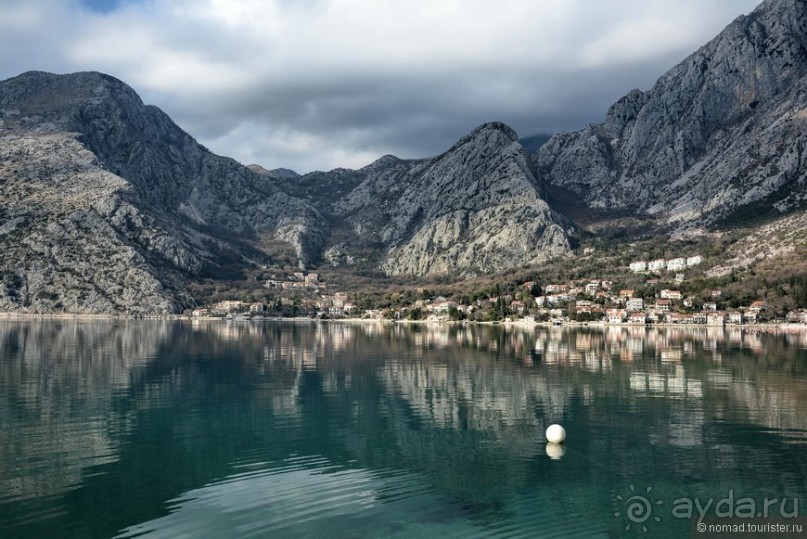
(0, 0), (762, 172)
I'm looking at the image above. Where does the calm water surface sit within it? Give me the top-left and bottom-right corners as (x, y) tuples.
(0, 320), (805, 538)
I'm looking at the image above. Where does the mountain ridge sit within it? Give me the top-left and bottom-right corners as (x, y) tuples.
(2, 0), (807, 312)
(537, 0), (807, 228)
(0, 70), (327, 313)
(0, 72), (575, 312)
(280, 121), (573, 277)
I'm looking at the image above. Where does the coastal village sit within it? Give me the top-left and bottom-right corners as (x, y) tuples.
(192, 255), (807, 326)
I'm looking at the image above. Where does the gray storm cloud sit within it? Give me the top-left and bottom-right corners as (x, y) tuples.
(0, 0), (761, 172)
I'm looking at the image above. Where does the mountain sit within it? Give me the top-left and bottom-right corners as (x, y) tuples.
(246, 164), (300, 179)
(277, 123), (573, 277)
(4, 0), (807, 313)
(0, 71), (326, 314)
(0, 72), (571, 313)
(538, 0), (807, 229)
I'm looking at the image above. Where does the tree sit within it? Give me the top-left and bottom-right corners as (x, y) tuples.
(448, 306), (465, 321)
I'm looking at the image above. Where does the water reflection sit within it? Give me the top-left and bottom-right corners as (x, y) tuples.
(0, 320), (169, 503)
(0, 320), (805, 538)
(545, 444), (566, 460)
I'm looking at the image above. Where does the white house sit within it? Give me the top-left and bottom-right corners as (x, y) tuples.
(585, 281), (601, 294)
(547, 294), (573, 305)
(749, 300), (767, 313)
(630, 261), (648, 273)
(216, 300), (244, 312)
(660, 289), (682, 300)
(786, 310), (807, 323)
(648, 259), (666, 271)
(545, 284), (569, 294)
(666, 258), (687, 271)
(628, 312), (647, 324)
(626, 298), (644, 311)
(427, 296), (450, 312)
(607, 309), (624, 324)
(647, 310), (662, 323)
(656, 299), (672, 312)
(686, 255), (703, 267)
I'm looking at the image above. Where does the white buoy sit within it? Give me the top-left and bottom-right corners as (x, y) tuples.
(545, 424), (566, 444)
(545, 443), (566, 460)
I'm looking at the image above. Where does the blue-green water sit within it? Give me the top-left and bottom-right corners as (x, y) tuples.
(0, 320), (805, 538)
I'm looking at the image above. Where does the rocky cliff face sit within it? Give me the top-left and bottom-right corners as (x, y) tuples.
(0, 128), (189, 314)
(280, 123), (572, 277)
(0, 71), (326, 314)
(378, 124), (571, 276)
(0, 71), (571, 313)
(538, 0), (807, 227)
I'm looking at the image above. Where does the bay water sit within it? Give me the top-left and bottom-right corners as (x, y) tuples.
(1, 320), (805, 537)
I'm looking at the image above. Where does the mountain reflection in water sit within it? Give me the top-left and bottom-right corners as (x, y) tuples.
(0, 320), (805, 538)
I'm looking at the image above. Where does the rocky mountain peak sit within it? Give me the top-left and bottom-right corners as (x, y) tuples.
(473, 121), (519, 139)
(269, 167), (300, 179)
(0, 70), (328, 314)
(247, 164), (300, 179)
(538, 0), (807, 226)
(306, 120), (571, 277)
(449, 121), (519, 151)
(361, 154), (404, 171)
(4, 0), (806, 312)
(0, 71), (143, 119)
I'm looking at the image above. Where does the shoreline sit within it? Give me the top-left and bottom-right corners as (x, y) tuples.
(0, 312), (182, 321)
(1, 312), (806, 333)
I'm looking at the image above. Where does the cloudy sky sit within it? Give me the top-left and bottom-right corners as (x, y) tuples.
(1, 0), (761, 173)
